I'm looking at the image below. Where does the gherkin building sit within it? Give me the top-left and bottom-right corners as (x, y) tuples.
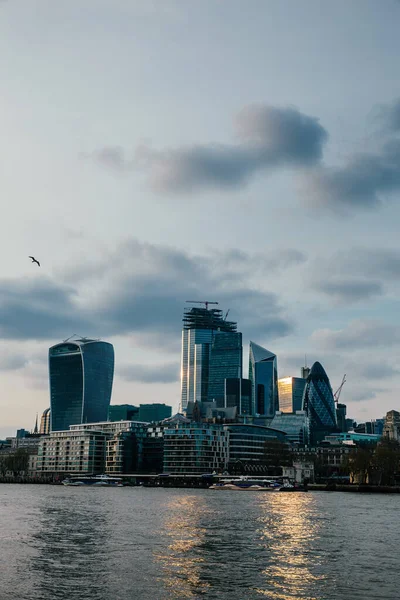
(302, 361), (337, 444)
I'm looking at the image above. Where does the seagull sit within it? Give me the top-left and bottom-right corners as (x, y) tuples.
(29, 256), (40, 267)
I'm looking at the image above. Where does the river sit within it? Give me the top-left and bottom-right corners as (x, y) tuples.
(0, 485), (398, 599)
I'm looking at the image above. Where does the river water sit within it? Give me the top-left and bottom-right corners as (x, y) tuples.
(0, 485), (399, 599)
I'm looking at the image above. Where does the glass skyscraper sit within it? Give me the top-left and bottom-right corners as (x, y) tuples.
(180, 307), (241, 411)
(248, 342), (278, 417)
(224, 378), (252, 415)
(49, 338), (114, 431)
(302, 361), (337, 444)
(278, 377), (306, 413)
(208, 330), (242, 406)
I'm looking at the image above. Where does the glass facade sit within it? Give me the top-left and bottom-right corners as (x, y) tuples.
(163, 423), (229, 474)
(302, 362), (337, 444)
(109, 404), (139, 421)
(180, 307), (241, 411)
(270, 411), (309, 445)
(249, 342), (278, 417)
(278, 377), (306, 413)
(49, 339), (114, 432)
(138, 404), (172, 422)
(208, 331), (242, 407)
(226, 423), (287, 464)
(224, 378), (252, 415)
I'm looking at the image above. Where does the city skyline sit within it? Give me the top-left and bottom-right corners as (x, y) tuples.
(1, 0), (400, 436)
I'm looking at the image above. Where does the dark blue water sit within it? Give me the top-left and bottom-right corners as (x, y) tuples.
(0, 485), (398, 599)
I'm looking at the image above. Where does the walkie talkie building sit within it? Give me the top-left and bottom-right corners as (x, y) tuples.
(49, 338), (114, 432)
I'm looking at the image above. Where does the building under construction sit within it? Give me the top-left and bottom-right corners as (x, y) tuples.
(183, 306), (237, 332)
(180, 304), (242, 412)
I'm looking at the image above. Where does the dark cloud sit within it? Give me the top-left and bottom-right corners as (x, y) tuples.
(304, 136), (400, 211)
(313, 278), (383, 303)
(91, 104), (327, 193)
(0, 278), (90, 340)
(311, 319), (400, 350)
(0, 240), (294, 346)
(118, 362), (180, 384)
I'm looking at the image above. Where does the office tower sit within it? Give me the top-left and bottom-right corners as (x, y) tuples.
(109, 405), (139, 422)
(49, 337), (114, 432)
(278, 377), (306, 413)
(208, 330), (242, 407)
(39, 408), (51, 434)
(248, 342), (278, 417)
(180, 306), (239, 411)
(301, 366), (311, 379)
(224, 378), (252, 415)
(302, 361), (337, 444)
(138, 403), (172, 422)
(336, 403), (347, 432)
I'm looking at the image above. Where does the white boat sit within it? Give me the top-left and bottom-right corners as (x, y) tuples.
(209, 477), (282, 491)
(62, 474), (124, 487)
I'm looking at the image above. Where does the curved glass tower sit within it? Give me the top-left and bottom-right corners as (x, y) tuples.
(248, 342), (278, 417)
(49, 338), (114, 431)
(302, 361), (337, 444)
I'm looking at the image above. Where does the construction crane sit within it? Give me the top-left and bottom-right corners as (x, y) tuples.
(224, 309), (230, 321)
(334, 374), (346, 404)
(186, 300), (219, 310)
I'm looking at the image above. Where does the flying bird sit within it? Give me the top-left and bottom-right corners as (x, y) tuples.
(29, 256), (40, 267)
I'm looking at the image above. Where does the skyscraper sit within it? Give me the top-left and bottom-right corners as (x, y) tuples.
(248, 342), (278, 417)
(208, 330), (242, 406)
(302, 361), (337, 444)
(224, 378), (252, 415)
(278, 377), (306, 413)
(49, 337), (114, 432)
(180, 306), (240, 411)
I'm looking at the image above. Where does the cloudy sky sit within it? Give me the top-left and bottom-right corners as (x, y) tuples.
(1, 0), (400, 437)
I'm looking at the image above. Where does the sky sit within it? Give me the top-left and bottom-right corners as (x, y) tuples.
(1, 0), (400, 437)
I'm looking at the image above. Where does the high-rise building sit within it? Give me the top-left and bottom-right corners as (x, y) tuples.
(248, 342), (278, 417)
(39, 408), (51, 434)
(208, 331), (242, 406)
(301, 366), (311, 379)
(278, 377), (306, 413)
(49, 337), (114, 432)
(302, 361), (337, 444)
(225, 378), (252, 415)
(180, 306), (239, 411)
(336, 403), (348, 432)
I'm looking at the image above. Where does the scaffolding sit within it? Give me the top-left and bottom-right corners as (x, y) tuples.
(183, 307), (237, 332)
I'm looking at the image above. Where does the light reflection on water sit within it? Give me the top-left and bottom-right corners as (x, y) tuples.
(255, 494), (327, 599)
(1, 486), (399, 600)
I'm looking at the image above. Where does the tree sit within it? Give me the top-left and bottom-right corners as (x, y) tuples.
(346, 447), (374, 484)
(263, 439), (292, 475)
(373, 439), (400, 486)
(5, 449), (29, 478)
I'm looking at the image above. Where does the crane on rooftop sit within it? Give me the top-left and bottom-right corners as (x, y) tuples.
(334, 374), (346, 404)
(186, 300), (219, 310)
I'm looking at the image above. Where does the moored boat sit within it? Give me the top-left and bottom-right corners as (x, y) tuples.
(62, 474), (124, 487)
